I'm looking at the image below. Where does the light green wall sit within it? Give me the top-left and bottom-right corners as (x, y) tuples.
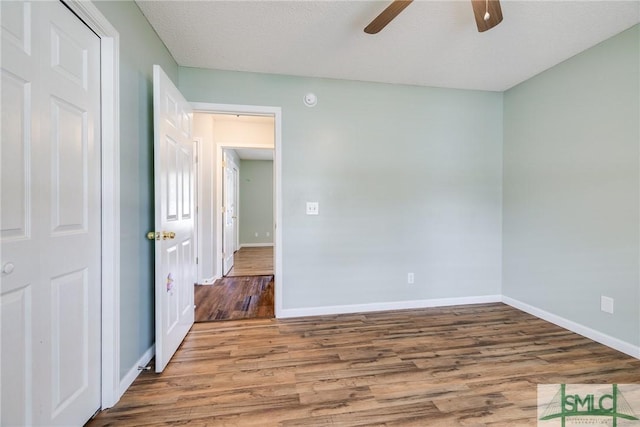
(94, 1), (179, 379)
(503, 25), (640, 345)
(179, 68), (504, 309)
(239, 160), (274, 245)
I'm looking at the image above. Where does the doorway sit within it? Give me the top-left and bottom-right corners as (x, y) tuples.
(224, 146), (275, 277)
(191, 109), (279, 321)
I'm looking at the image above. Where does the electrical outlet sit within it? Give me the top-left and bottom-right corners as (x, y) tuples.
(266, 232), (270, 237)
(407, 273), (414, 284)
(306, 202), (319, 215)
(601, 296), (614, 314)
(254, 232), (258, 237)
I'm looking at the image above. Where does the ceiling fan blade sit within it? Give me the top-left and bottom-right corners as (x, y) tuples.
(471, 0), (503, 32)
(364, 0), (413, 34)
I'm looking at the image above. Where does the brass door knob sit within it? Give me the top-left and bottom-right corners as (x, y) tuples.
(147, 231), (175, 240)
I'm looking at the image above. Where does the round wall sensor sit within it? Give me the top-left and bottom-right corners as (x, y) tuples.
(303, 93), (317, 107)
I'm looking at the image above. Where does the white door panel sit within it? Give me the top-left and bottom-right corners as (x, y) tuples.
(1, 1), (101, 425)
(1, 71), (31, 241)
(50, 98), (89, 233)
(222, 153), (237, 275)
(1, 285), (32, 426)
(1, 1), (32, 58)
(153, 64), (195, 373)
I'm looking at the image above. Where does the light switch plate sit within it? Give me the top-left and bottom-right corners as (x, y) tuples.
(306, 202), (319, 215)
(601, 296), (614, 314)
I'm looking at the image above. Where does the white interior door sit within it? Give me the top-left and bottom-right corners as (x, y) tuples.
(234, 165), (240, 252)
(152, 64), (195, 373)
(222, 152), (237, 275)
(1, 1), (101, 425)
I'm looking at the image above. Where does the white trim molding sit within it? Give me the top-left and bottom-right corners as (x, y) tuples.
(279, 295), (502, 319)
(118, 345), (155, 398)
(502, 296), (640, 359)
(240, 243), (274, 248)
(63, 0), (121, 410)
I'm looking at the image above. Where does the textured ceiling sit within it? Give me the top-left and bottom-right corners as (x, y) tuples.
(136, 0), (640, 92)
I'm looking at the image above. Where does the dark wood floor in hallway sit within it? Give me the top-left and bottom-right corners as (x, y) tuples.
(194, 276), (274, 322)
(194, 246), (275, 322)
(88, 303), (640, 426)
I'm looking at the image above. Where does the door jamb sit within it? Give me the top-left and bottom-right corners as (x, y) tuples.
(191, 102), (282, 318)
(63, 0), (121, 409)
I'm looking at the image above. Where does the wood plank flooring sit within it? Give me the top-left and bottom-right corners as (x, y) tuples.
(195, 276), (274, 322)
(227, 246), (273, 277)
(88, 303), (640, 426)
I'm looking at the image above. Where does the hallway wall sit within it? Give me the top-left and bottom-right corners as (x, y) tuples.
(239, 160), (274, 246)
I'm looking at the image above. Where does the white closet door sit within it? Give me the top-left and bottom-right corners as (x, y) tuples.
(1, 1), (101, 425)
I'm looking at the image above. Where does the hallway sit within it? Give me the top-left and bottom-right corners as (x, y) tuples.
(194, 246), (275, 321)
(227, 246), (273, 276)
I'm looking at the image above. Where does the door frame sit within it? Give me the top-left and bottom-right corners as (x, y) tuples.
(63, 1), (121, 409)
(191, 102), (282, 318)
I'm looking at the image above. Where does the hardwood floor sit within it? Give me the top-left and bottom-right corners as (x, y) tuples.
(194, 246), (275, 322)
(88, 303), (640, 426)
(195, 276), (274, 322)
(227, 246), (273, 277)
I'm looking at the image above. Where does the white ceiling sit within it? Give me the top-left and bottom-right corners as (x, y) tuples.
(136, 0), (640, 92)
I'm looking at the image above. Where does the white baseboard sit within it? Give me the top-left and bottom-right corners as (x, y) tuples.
(502, 295), (640, 359)
(240, 243), (274, 248)
(199, 276), (217, 285)
(118, 344), (155, 398)
(278, 294), (502, 319)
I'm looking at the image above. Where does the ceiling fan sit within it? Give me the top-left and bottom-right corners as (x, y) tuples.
(364, 0), (503, 34)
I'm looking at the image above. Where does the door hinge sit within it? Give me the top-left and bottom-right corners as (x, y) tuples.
(222, 160), (227, 168)
(196, 257), (199, 265)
